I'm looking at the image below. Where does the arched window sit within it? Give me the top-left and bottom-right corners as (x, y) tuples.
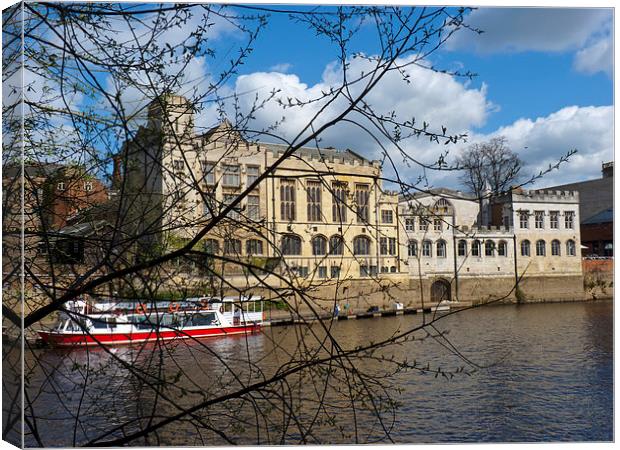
(485, 240), (495, 257)
(551, 239), (561, 256)
(471, 240), (481, 257)
(246, 239), (263, 255)
(436, 240), (447, 258)
(281, 234), (302, 255)
(408, 240), (418, 257)
(498, 240), (508, 257)
(457, 240), (467, 256)
(353, 235), (371, 255)
(311, 235), (327, 256)
(521, 240), (530, 257)
(536, 240), (546, 256)
(422, 240), (432, 257)
(224, 239), (242, 255)
(566, 239), (576, 256)
(204, 239), (220, 254)
(329, 235), (344, 255)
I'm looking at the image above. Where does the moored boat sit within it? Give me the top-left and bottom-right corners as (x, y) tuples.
(38, 296), (263, 347)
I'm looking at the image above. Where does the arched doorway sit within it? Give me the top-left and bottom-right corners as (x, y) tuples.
(430, 279), (451, 302)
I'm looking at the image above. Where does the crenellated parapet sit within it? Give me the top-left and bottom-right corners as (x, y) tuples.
(511, 189), (579, 204)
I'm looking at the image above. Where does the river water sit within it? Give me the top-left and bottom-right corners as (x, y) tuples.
(23, 301), (612, 446)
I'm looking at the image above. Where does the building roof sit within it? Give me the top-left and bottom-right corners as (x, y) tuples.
(582, 208), (613, 225)
(258, 141), (374, 164)
(400, 187), (477, 203)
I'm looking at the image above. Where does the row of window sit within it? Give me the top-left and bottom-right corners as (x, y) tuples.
(406, 238), (577, 258)
(520, 239), (576, 257)
(519, 210), (575, 230)
(178, 162), (261, 188)
(57, 181), (94, 192)
(404, 217), (444, 232)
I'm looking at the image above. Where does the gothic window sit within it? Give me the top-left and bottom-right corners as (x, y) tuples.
(222, 164), (240, 187)
(329, 235), (344, 255)
(281, 234), (302, 255)
(353, 235), (372, 255)
(408, 240), (418, 257)
(565, 211), (575, 229)
(521, 240), (531, 257)
(331, 182), (348, 223)
(498, 240), (508, 257)
(355, 184), (370, 223)
(306, 180), (322, 222)
(457, 240), (467, 256)
(566, 239), (576, 256)
(535, 211), (544, 229)
(536, 240), (546, 256)
(280, 179), (296, 221)
(551, 239), (561, 256)
(246, 239), (263, 255)
(422, 240), (432, 257)
(436, 240), (447, 258)
(311, 235), (328, 256)
(471, 240), (481, 257)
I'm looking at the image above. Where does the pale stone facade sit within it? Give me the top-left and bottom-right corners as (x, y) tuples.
(399, 187), (582, 301)
(123, 95), (400, 282)
(122, 95), (583, 303)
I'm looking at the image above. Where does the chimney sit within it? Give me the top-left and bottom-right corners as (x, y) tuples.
(602, 161), (613, 178)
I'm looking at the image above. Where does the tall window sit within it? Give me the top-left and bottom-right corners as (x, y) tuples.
(201, 161), (216, 185)
(281, 234), (302, 255)
(381, 210), (393, 224)
(549, 211), (559, 229)
(203, 193), (216, 218)
(332, 182), (347, 223)
(222, 164), (240, 187)
(306, 181), (322, 222)
(223, 194), (240, 220)
(311, 235), (327, 256)
(422, 240), (432, 257)
(433, 218), (442, 231)
(498, 241), (508, 257)
(330, 265), (341, 278)
(355, 184), (370, 223)
(224, 239), (242, 255)
(389, 237), (397, 256)
(551, 239), (561, 256)
(329, 235), (344, 255)
(521, 240), (531, 257)
(457, 240), (467, 256)
(246, 239), (263, 255)
(247, 195), (260, 220)
(353, 235), (371, 255)
(204, 239), (219, 254)
(471, 240), (481, 257)
(380, 237), (388, 255)
(536, 239), (546, 256)
(246, 165), (260, 185)
(519, 211), (529, 229)
(405, 218), (415, 231)
(565, 211), (575, 229)
(535, 211), (544, 229)
(419, 217), (429, 231)
(173, 159), (184, 172)
(485, 240), (495, 256)
(280, 179), (296, 221)
(408, 240), (418, 257)
(436, 240), (447, 258)
(566, 239), (576, 256)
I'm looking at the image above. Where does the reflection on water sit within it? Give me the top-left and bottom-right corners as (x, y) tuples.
(23, 301), (612, 445)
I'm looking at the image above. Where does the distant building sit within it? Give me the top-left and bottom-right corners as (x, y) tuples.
(544, 162), (613, 256)
(399, 187), (582, 301)
(121, 95), (400, 285)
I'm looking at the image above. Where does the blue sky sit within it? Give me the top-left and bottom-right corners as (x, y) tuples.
(205, 5), (613, 189)
(19, 4), (613, 191)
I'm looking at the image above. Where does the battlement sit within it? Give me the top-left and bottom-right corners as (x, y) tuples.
(512, 189), (579, 203)
(457, 224), (513, 235)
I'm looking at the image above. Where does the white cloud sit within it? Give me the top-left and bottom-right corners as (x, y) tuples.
(448, 8), (611, 54)
(232, 55), (492, 163)
(573, 37), (613, 76)
(463, 105), (613, 188)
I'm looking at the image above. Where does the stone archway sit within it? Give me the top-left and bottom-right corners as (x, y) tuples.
(430, 279), (451, 302)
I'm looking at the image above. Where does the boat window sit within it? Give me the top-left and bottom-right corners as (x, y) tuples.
(189, 312), (218, 327)
(223, 302), (233, 313)
(255, 301), (262, 313)
(92, 318), (108, 329)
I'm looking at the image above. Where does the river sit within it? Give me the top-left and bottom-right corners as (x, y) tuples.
(21, 300), (613, 446)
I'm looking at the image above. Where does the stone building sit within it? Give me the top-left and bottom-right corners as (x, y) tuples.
(399, 187), (583, 302)
(544, 161), (613, 256)
(122, 95), (400, 287)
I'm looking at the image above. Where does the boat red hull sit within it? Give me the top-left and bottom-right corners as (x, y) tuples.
(38, 324), (261, 347)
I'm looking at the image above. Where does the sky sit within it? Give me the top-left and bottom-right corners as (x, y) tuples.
(214, 6), (613, 190)
(15, 3), (615, 192)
